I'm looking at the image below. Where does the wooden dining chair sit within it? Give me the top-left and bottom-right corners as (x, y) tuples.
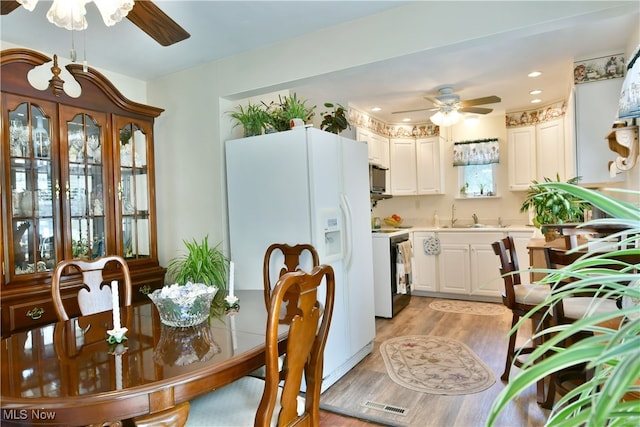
(541, 246), (622, 408)
(50, 255), (133, 321)
(262, 243), (320, 310)
(492, 236), (552, 404)
(186, 264), (336, 427)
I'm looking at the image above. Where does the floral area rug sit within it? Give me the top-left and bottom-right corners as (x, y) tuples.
(429, 299), (507, 316)
(380, 335), (496, 395)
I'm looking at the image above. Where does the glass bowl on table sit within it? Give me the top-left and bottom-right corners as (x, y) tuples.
(148, 282), (218, 328)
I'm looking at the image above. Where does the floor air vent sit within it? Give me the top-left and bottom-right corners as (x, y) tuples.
(362, 400), (408, 416)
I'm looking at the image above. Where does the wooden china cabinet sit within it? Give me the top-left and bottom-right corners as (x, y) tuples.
(1, 49), (165, 336)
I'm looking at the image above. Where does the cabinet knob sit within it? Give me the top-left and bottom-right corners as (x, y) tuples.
(26, 307), (45, 320)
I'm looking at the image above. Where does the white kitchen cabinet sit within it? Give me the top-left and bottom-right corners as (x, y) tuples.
(390, 136), (443, 196)
(536, 118), (566, 181)
(438, 243), (470, 294)
(357, 127), (389, 168)
(389, 138), (417, 195)
(508, 117), (570, 190)
(469, 233), (505, 297)
(507, 126), (536, 190)
(416, 136), (444, 194)
(438, 231), (505, 298)
(412, 232), (438, 292)
(575, 78), (625, 185)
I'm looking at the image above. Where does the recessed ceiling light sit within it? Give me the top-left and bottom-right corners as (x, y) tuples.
(528, 71), (542, 78)
(529, 89), (542, 95)
(371, 107), (381, 112)
(402, 118), (411, 122)
(531, 98), (542, 104)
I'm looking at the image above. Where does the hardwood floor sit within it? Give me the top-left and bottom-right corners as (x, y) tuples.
(319, 295), (550, 426)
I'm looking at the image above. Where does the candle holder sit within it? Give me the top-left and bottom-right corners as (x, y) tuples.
(224, 295), (240, 311)
(106, 327), (128, 344)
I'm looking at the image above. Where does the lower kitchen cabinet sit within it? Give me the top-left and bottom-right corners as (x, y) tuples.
(412, 232), (438, 292)
(438, 241), (470, 294)
(438, 232), (504, 298)
(412, 230), (532, 301)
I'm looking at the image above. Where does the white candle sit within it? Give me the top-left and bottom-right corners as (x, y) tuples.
(111, 280), (121, 329)
(229, 261), (235, 297)
(115, 354), (123, 390)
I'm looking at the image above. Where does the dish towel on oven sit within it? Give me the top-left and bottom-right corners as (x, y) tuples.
(396, 240), (413, 294)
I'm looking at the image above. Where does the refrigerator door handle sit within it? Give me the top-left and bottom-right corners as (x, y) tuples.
(340, 193), (353, 269)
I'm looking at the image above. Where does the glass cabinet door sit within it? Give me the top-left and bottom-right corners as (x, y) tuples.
(6, 98), (57, 278)
(116, 119), (154, 261)
(61, 107), (109, 261)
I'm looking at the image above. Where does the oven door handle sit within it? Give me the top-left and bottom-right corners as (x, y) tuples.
(340, 193), (353, 269)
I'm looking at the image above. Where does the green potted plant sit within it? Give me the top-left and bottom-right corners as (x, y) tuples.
(228, 102), (268, 137)
(151, 236), (229, 324)
(520, 175), (589, 241)
(320, 102), (350, 134)
(264, 93), (316, 132)
(488, 183), (640, 427)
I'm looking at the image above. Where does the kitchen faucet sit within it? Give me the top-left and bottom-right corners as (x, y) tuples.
(451, 204), (457, 228)
(472, 213), (479, 225)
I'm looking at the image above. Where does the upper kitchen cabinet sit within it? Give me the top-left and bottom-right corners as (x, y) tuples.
(507, 126), (536, 191)
(575, 78), (625, 185)
(1, 49), (165, 335)
(390, 136), (444, 196)
(506, 102), (572, 190)
(536, 117), (567, 181)
(356, 127), (389, 168)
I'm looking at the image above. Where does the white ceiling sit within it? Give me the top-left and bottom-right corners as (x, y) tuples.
(1, 1), (638, 124)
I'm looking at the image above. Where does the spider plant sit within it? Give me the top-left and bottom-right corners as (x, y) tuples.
(263, 93), (316, 132)
(488, 183), (640, 427)
(166, 236), (229, 316)
(228, 102), (268, 137)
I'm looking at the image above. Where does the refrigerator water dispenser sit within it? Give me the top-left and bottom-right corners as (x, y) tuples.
(319, 209), (342, 262)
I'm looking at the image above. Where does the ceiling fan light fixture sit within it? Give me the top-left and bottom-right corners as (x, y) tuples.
(430, 110), (461, 127)
(46, 0), (88, 31)
(18, 0), (134, 30)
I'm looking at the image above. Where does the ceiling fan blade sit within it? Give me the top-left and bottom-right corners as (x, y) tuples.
(424, 96), (443, 106)
(392, 107), (438, 115)
(459, 95), (501, 108)
(1, 1), (20, 15)
(459, 107), (493, 114)
(126, 0), (190, 46)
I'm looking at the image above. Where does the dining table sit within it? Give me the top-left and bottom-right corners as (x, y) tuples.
(0, 290), (286, 426)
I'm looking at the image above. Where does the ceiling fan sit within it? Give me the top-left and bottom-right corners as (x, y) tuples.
(393, 86), (501, 117)
(1, 0), (190, 46)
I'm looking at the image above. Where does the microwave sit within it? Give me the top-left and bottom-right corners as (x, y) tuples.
(369, 164), (387, 194)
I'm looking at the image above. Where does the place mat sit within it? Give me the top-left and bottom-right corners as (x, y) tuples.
(429, 299), (507, 316)
(380, 335), (496, 395)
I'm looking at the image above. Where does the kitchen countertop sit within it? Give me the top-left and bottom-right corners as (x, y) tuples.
(373, 225), (535, 234)
(371, 228), (412, 238)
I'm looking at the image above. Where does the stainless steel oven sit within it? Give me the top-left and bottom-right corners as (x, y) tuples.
(372, 230), (411, 318)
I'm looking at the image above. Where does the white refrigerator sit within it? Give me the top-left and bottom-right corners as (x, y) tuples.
(225, 127), (376, 391)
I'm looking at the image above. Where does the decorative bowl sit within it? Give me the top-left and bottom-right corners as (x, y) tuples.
(148, 282), (218, 328)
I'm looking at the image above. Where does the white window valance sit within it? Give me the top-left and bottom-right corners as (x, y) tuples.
(453, 138), (499, 166)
